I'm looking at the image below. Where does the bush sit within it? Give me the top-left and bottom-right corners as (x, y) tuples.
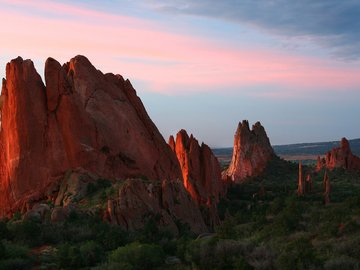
(0, 258), (33, 270)
(275, 237), (321, 270)
(8, 220), (42, 246)
(94, 223), (128, 251)
(57, 243), (83, 269)
(109, 242), (165, 270)
(80, 240), (104, 266)
(185, 238), (253, 270)
(324, 256), (360, 270)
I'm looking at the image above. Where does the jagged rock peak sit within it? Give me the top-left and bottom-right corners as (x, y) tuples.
(170, 129), (223, 204)
(0, 55), (183, 216)
(169, 129), (224, 227)
(223, 120), (275, 182)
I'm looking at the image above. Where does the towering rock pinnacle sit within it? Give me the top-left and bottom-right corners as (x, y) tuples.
(305, 174), (313, 193)
(323, 171), (331, 205)
(169, 130), (223, 205)
(297, 161), (305, 196)
(316, 156), (326, 172)
(223, 120), (274, 182)
(0, 56), (183, 215)
(169, 130), (224, 226)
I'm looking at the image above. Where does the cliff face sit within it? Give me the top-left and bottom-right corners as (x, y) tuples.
(223, 120), (274, 182)
(317, 138), (360, 171)
(169, 130), (224, 227)
(105, 178), (207, 235)
(169, 130), (223, 205)
(0, 56), (183, 215)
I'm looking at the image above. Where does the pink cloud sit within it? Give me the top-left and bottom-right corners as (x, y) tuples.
(0, 0), (359, 97)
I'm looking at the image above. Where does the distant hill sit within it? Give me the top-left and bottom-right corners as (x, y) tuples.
(273, 138), (360, 156)
(213, 138), (360, 165)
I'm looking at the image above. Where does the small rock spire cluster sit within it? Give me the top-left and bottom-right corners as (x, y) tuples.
(316, 138), (360, 171)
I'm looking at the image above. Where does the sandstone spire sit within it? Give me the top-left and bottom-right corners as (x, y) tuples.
(170, 130), (223, 205)
(323, 171), (331, 205)
(223, 120), (274, 182)
(297, 161), (305, 196)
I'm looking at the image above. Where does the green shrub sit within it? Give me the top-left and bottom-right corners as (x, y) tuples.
(8, 220), (42, 247)
(324, 256), (360, 270)
(56, 243), (83, 269)
(79, 240), (104, 266)
(109, 242), (165, 270)
(275, 237), (321, 270)
(0, 257), (33, 270)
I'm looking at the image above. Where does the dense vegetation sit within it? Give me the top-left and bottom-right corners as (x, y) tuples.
(1, 158), (360, 269)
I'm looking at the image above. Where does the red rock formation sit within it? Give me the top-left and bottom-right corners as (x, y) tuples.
(0, 56), (182, 216)
(105, 178), (207, 235)
(169, 130), (223, 205)
(323, 171), (331, 205)
(324, 138), (360, 171)
(316, 156), (326, 172)
(223, 120), (274, 182)
(305, 174), (313, 193)
(297, 161), (305, 196)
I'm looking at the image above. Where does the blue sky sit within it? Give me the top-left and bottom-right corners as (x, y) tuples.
(0, 0), (359, 147)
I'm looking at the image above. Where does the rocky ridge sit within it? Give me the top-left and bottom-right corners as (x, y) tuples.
(0, 56), (208, 233)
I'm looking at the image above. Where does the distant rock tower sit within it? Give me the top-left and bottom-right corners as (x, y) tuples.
(323, 171), (331, 205)
(297, 161), (305, 196)
(223, 120), (274, 182)
(305, 174), (313, 193)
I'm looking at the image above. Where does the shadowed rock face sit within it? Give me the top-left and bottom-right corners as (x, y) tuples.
(223, 120), (274, 182)
(169, 130), (223, 205)
(105, 178), (207, 235)
(317, 138), (360, 171)
(0, 56), (182, 215)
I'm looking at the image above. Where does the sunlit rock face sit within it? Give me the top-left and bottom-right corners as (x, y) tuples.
(169, 130), (224, 227)
(317, 138), (360, 171)
(0, 56), (182, 215)
(169, 130), (224, 206)
(223, 120), (274, 182)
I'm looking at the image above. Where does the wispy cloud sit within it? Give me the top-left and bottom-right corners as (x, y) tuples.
(0, 0), (359, 98)
(150, 0), (360, 60)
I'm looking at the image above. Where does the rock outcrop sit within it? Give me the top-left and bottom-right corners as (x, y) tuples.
(323, 171), (331, 205)
(316, 138), (360, 171)
(0, 56), (183, 216)
(169, 130), (223, 205)
(223, 120), (275, 182)
(297, 161), (305, 196)
(169, 130), (224, 226)
(105, 178), (207, 235)
(305, 174), (313, 193)
(297, 162), (313, 196)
